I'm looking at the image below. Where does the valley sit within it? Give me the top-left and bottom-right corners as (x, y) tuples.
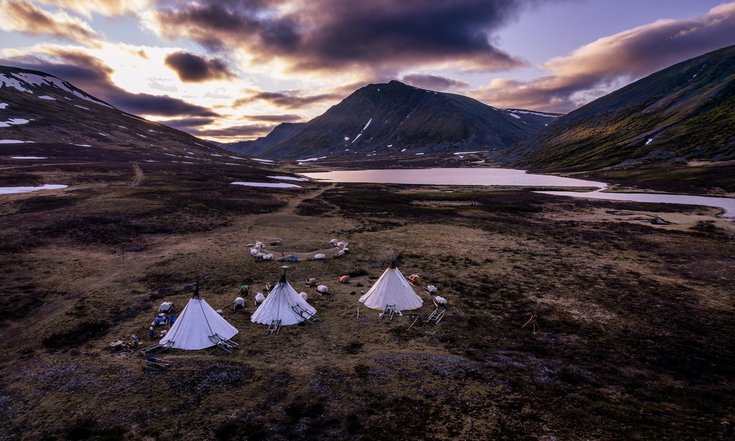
(1, 155), (734, 440)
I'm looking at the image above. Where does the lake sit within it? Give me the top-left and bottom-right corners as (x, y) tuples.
(301, 168), (735, 220)
(301, 168), (606, 188)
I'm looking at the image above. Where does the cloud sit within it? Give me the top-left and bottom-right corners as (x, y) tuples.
(187, 124), (272, 138)
(234, 90), (342, 109)
(149, 0), (529, 74)
(164, 51), (235, 82)
(0, 0), (100, 45)
(245, 114), (302, 123)
(2, 51), (219, 117)
(401, 74), (469, 91)
(160, 117), (216, 130)
(473, 2), (735, 112)
(36, 0), (146, 17)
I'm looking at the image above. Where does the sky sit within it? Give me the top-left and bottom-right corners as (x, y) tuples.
(1, 0), (734, 143)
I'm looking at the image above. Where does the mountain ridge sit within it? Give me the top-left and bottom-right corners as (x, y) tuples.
(226, 80), (558, 159)
(0, 65), (238, 163)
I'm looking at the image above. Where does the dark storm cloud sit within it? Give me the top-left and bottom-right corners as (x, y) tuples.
(234, 90), (342, 109)
(163, 117), (217, 129)
(475, 3), (735, 112)
(164, 51), (234, 82)
(401, 74), (469, 91)
(1, 52), (219, 117)
(109, 91), (219, 117)
(153, 0), (529, 72)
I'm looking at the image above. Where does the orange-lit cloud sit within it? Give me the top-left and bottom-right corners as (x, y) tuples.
(234, 90), (343, 109)
(0, 0), (100, 45)
(473, 2), (735, 112)
(36, 0), (146, 17)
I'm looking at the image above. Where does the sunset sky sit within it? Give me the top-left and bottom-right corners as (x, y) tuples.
(2, 0), (734, 142)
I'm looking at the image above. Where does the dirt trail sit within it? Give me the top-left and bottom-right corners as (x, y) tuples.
(277, 182), (336, 214)
(130, 162), (144, 186)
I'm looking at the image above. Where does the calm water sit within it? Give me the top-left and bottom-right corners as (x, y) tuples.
(301, 168), (606, 188)
(0, 184), (68, 195)
(539, 190), (735, 220)
(301, 168), (735, 220)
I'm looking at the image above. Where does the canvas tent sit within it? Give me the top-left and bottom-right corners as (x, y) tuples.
(251, 270), (317, 326)
(359, 262), (423, 311)
(160, 285), (238, 350)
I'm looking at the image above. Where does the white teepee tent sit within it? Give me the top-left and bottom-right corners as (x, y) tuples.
(160, 287), (238, 350)
(359, 263), (423, 311)
(251, 271), (317, 326)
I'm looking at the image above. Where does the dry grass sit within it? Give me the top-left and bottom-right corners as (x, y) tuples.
(0, 160), (734, 440)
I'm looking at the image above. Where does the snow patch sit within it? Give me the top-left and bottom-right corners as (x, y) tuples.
(0, 102), (7, 110)
(296, 156), (326, 163)
(362, 118), (372, 131)
(0, 73), (32, 93)
(252, 157), (275, 163)
(2, 72), (112, 108)
(351, 118), (373, 144)
(453, 151), (484, 155)
(0, 118), (30, 127)
(415, 153), (425, 156)
(231, 181), (301, 189)
(509, 113), (521, 119)
(0, 184), (67, 195)
(97, 132), (109, 137)
(268, 175), (309, 182)
(506, 109), (559, 118)
(0, 139), (33, 144)
(38, 95), (56, 101)
(645, 138), (653, 145)
(73, 143), (91, 147)
(344, 136), (350, 141)
(11, 156), (47, 160)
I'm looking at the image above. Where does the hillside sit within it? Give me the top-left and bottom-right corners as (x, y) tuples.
(520, 45), (735, 172)
(229, 122), (305, 157)
(227, 81), (558, 160)
(0, 65), (251, 165)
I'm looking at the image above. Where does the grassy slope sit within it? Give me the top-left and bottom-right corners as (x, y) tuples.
(523, 45), (735, 174)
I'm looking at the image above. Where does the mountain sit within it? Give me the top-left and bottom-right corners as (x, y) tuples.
(520, 45), (735, 172)
(228, 122), (305, 157)
(226, 80), (558, 159)
(0, 65), (241, 164)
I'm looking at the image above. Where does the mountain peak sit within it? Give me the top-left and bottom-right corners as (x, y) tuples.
(227, 79), (556, 159)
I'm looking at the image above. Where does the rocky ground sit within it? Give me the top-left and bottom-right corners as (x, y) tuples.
(0, 154), (734, 440)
